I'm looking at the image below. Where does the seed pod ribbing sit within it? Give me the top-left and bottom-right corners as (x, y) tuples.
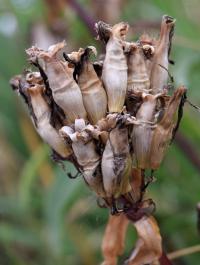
(127, 43), (150, 94)
(132, 92), (165, 169)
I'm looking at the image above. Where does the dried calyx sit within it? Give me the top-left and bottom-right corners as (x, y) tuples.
(11, 14), (187, 265)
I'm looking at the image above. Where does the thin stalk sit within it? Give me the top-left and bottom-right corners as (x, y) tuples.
(67, 0), (96, 36)
(167, 245), (200, 260)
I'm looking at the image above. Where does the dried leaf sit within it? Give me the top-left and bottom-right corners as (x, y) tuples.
(150, 86), (186, 169)
(101, 214), (129, 265)
(125, 216), (162, 265)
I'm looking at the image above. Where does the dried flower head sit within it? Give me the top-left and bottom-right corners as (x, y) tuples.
(11, 14), (186, 265)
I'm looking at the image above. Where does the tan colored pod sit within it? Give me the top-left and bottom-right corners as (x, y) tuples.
(132, 92), (164, 169)
(60, 120), (106, 197)
(27, 84), (72, 158)
(127, 43), (150, 94)
(96, 21), (129, 112)
(139, 33), (156, 78)
(33, 41), (87, 124)
(150, 15), (175, 94)
(150, 86), (186, 169)
(125, 216), (162, 265)
(67, 46), (107, 124)
(101, 125), (132, 198)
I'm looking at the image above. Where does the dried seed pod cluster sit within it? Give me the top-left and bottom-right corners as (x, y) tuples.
(11, 15), (186, 214)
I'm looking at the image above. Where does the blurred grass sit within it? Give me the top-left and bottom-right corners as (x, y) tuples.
(0, 0), (200, 264)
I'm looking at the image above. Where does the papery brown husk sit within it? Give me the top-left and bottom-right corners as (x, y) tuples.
(27, 42), (88, 124)
(67, 47), (107, 125)
(97, 21), (129, 112)
(127, 43), (150, 94)
(125, 215), (162, 265)
(150, 86), (186, 169)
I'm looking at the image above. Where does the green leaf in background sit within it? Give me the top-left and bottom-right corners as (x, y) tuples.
(19, 144), (49, 211)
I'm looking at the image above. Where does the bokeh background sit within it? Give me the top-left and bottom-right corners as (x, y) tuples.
(0, 0), (200, 264)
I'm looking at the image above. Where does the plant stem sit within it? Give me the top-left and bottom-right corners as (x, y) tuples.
(67, 0), (96, 36)
(159, 252), (173, 265)
(167, 244), (200, 260)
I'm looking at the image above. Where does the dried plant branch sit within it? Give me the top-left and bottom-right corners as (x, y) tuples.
(175, 131), (200, 172)
(167, 244), (200, 260)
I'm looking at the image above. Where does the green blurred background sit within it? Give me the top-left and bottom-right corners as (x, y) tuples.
(0, 0), (200, 264)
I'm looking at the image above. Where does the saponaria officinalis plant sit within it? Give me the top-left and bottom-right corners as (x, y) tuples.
(10, 15), (189, 265)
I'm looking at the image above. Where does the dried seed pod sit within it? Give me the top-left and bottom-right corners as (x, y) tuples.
(96, 21), (129, 112)
(150, 86), (186, 169)
(16, 73), (72, 158)
(127, 43), (150, 94)
(26, 48), (67, 129)
(139, 33), (156, 78)
(60, 120), (106, 197)
(125, 216), (162, 265)
(102, 124), (132, 198)
(67, 46), (107, 124)
(150, 15), (175, 94)
(132, 92), (165, 169)
(28, 41), (87, 124)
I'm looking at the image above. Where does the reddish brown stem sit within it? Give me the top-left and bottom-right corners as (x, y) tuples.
(67, 0), (97, 36)
(175, 131), (200, 172)
(159, 252), (173, 265)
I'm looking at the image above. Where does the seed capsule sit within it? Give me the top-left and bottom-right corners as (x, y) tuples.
(12, 73), (72, 158)
(96, 21), (129, 112)
(60, 119), (106, 197)
(127, 43), (150, 94)
(150, 15), (176, 94)
(132, 92), (165, 169)
(102, 124), (132, 198)
(27, 41), (87, 124)
(67, 46), (107, 124)
(150, 86), (186, 169)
